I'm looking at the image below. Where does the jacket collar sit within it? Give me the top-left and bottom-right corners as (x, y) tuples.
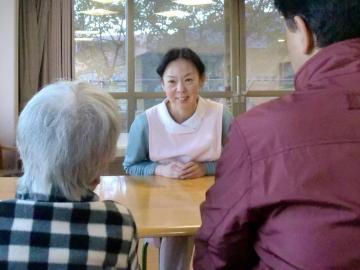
(295, 38), (360, 92)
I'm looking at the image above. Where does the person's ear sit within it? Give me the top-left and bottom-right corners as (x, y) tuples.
(199, 74), (206, 88)
(294, 16), (315, 55)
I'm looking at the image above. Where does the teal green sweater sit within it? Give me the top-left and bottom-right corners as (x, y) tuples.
(123, 107), (233, 176)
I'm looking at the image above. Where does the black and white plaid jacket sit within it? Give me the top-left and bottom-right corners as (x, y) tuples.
(0, 190), (139, 270)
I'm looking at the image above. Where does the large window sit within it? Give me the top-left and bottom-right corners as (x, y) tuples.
(74, 0), (294, 131)
(74, 0), (127, 91)
(244, 0), (293, 110)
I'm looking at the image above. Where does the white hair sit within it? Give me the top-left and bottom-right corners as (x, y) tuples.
(17, 81), (120, 201)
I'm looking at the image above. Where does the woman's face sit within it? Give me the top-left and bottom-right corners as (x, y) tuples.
(162, 58), (204, 115)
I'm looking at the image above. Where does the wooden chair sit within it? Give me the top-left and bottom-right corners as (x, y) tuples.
(0, 145), (22, 177)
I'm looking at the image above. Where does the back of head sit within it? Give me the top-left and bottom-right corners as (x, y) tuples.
(156, 47), (206, 78)
(17, 81), (120, 201)
(274, 0), (360, 47)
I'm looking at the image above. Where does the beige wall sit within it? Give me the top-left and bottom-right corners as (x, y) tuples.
(0, 0), (18, 146)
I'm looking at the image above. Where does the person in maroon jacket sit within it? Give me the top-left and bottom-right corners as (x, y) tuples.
(194, 1), (360, 269)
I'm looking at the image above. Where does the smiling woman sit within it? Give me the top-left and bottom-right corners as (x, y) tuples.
(123, 48), (232, 179)
(158, 50), (205, 124)
(123, 47), (233, 270)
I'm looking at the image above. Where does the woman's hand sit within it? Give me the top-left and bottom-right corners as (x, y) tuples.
(179, 161), (206, 179)
(155, 162), (185, 178)
(155, 161), (207, 179)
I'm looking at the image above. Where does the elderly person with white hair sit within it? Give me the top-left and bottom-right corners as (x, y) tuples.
(0, 81), (139, 269)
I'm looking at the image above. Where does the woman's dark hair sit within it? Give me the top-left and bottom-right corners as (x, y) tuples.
(156, 48), (206, 78)
(274, 0), (360, 47)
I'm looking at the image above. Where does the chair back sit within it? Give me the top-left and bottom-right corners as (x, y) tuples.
(0, 145), (22, 176)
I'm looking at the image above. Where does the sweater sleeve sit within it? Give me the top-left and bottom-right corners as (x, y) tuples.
(204, 106), (234, 175)
(123, 113), (157, 176)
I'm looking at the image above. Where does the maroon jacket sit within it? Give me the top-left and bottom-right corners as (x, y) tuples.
(194, 38), (360, 270)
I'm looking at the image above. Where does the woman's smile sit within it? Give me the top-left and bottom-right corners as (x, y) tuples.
(177, 96), (189, 102)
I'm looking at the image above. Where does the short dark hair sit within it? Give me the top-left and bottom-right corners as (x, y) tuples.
(274, 0), (360, 47)
(156, 48), (206, 78)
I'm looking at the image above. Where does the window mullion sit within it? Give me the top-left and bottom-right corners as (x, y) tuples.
(126, 0), (135, 131)
(229, 0), (244, 116)
(238, 0), (247, 115)
(246, 90), (293, 98)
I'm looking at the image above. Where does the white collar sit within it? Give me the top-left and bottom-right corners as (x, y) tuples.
(158, 97), (207, 134)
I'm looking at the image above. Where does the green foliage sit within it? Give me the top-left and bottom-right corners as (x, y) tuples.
(245, 0), (285, 46)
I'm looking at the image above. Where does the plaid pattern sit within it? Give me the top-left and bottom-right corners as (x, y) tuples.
(0, 199), (139, 270)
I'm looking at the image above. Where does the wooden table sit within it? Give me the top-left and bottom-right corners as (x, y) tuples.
(0, 175), (214, 238)
(0, 177), (17, 200)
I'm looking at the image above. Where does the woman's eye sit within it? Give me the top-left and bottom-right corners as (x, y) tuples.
(168, 80), (175, 84)
(185, 78), (193, 82)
